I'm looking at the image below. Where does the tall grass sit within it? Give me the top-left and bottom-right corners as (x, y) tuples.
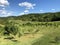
(0, 20), (60, 45)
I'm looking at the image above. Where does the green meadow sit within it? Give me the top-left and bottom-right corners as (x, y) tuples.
(0, 20), (60, 45)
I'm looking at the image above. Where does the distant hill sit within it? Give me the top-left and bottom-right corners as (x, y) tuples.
(0, 12), (60, 24)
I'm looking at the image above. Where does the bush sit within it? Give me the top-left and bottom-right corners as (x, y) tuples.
(4, 20), (22, 37)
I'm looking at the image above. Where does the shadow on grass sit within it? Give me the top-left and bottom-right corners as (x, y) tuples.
(4, 36), (19, 42)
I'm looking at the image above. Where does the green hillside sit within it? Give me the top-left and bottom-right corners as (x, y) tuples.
(0, 12), (60, 45)
(0, 12), (60, 24)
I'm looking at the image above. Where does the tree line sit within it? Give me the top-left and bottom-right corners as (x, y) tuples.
(0, 12), (60, 24)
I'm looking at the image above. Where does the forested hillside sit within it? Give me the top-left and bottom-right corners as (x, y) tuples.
(0, 12), (60, 24)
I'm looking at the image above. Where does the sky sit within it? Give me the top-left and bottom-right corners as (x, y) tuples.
(0, 0), (60, 17)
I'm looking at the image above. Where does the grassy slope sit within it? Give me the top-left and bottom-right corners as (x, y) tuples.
(0, 21), (60, 45)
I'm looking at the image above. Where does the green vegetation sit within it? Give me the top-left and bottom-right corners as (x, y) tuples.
(0, 12), (60, 25)
(0, 12), (60, 45)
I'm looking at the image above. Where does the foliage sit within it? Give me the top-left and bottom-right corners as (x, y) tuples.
(4, 20), (21, 37)
(0, 12), (60, 24)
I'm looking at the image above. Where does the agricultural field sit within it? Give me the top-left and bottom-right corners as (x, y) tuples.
(0, 20), (60, 45)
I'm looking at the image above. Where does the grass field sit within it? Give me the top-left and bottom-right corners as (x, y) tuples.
(0, 20), (60, 45)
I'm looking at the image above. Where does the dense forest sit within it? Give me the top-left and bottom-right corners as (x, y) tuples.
(0, 12), (60, 24)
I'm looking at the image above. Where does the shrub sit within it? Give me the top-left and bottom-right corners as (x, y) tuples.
(4, 20), (22, 37)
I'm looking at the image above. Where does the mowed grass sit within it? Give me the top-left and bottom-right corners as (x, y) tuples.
(0, 21), (60, 45)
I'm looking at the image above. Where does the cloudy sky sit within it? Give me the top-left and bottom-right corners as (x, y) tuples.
(0, 0), (60, 17)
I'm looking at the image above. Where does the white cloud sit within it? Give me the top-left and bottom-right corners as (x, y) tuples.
(19, 9), (29, 15)
(2, 7), (5, 10)
(24, 10), (29, 13)
(40, 10), (43, 11)
(19, 2), (36, 9)
(19, 12), (25, 15)
(0, 9), (13, 17)
(19, 2), (36, 15)
(0, 0), (9, 7)
(51, 9), (55, 11)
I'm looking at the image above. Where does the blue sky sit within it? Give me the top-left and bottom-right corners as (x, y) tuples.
(0, 0), (60, 17)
